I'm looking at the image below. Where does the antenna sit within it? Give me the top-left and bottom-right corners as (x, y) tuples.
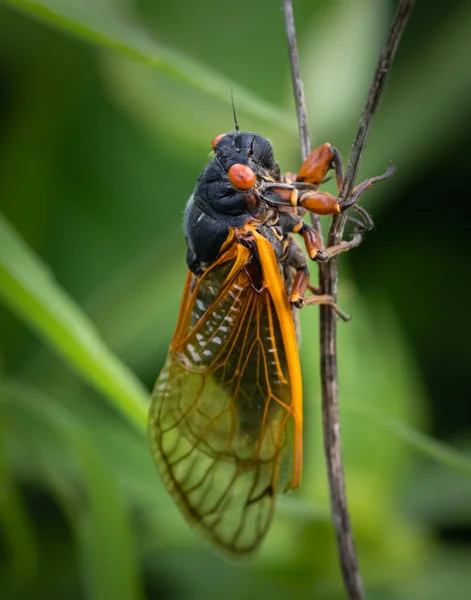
(230, 89), (240, 132)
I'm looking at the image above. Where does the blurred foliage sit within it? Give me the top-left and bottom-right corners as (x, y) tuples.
(0, 0), (470, 599)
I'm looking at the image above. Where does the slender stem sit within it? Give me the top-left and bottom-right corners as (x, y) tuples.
(282, 0), (310, 158)
(283, 1), (415, 599)
(320, 1), (415, 598)
(282, 0), (322, 243)
(331, 0), (416, 246)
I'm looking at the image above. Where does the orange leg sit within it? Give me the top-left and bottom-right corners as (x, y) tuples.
(298, 164), (395, 216)
(299, 222), (323, 260)
(291, 272), (349, 320)
(290, 268), (310, 308)
(284, 238), (311, 307)
(285, 239), (349, 320)
(296, 143), (344, 191)
(297, 190), (341, 215)
(264, 145), (393, 219)
(263, 149), (394, 265)
(263, 143), (342, 208)
(278, 212), (323, 260)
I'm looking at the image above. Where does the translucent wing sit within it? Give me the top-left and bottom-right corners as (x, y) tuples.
(148, 230), (303, 555)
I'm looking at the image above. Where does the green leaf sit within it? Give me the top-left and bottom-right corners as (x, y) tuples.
(361, 2), (471, 189)
(302, 0), (389, 139)
(344, 400), (471, 479)
(401, 439), (471, 526)
(0, 418), (38, 590)
(1, 383), (144, 600)
(394, 549), (471, 600)
(0, 212), (148, 431)
(4, 0), (295, 132)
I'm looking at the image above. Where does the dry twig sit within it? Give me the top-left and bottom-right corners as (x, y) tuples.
(283, 1), (416, 598)
(282, 0), (322, 242)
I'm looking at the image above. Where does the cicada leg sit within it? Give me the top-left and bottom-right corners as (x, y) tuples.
(277, 212), (323, 261)
(297, 163), (395, 260)
(297, 164), (395, 216)
(296, 143), (344, 191)
(283, 238), (310, 308)
(283, 238), (349, 320)
(318, 206), (377, 260)
(265, 146), (394, 262)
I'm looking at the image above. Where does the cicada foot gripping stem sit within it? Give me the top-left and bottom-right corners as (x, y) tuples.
(263, 143), (395, 258)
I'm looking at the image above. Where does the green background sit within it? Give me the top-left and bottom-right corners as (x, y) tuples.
(1, 0), (470, 598)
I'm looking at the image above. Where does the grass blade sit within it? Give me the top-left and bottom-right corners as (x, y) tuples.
(1, 383), (144, 600)
(0, 419), (38, 589)
(0, 213), (148, 430)
(344, 400), (471, 479)
(4, 0), (295, 131)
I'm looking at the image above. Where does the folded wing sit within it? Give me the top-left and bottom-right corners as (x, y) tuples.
(148, 236), (302, 555)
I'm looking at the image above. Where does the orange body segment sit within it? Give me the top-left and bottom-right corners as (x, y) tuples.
(296, 143), (334, 184)
(299, 191), (341, 215)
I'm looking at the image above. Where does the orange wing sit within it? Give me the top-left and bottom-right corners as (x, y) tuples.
(148, 227), (303, 555)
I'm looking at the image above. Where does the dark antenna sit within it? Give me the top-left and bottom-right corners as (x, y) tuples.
(230, 89), (240, 132)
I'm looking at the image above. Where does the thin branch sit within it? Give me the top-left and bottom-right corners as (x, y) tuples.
(282, 0), (322, 242)
(283, 1), (416, 599)
(331, 0), (416, 247)
(282, 0), (310, 159)
(320, 1), (415, 598)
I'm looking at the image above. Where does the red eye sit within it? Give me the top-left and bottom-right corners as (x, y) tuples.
(211, 133), (226, 149)
(228, 163), (256, 190)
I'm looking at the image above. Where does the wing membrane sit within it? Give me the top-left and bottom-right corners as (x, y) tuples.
(149, 234), (302, 554)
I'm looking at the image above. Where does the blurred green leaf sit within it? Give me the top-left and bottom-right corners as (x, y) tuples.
(361, 1), (471, 188)
(302, 0), (388, 140)
(393, 549), (471, 600)
(1, 383), (144, 600)
(401, 437), (471, 526)
(0, 212), (148, 430)
(344, 400), (471, 480)
(4, 0), (295, 132)
(318, 0), (471, 224)
(0, 419), (38, 590)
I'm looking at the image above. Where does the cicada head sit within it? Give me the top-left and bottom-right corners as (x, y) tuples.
(184, 131), (284, 273)
(191, 131), (281, 229)
(212, 131), (281, 182)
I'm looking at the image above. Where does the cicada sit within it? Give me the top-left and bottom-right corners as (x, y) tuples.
(148, 129), (392, 555)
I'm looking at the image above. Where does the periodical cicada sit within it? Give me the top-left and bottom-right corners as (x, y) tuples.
(148, 129), (393, 555)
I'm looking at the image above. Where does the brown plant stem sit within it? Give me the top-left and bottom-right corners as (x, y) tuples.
(282, 0), (322, 243)
(283, 1), (416, 599)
